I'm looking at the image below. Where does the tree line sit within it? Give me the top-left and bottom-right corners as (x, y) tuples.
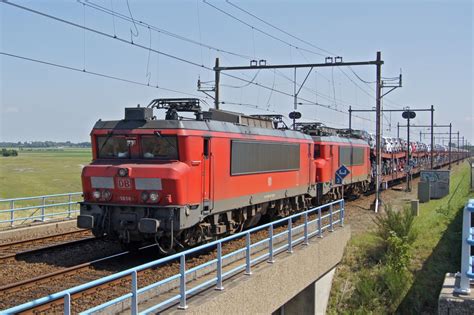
(0, 141), (91, 148)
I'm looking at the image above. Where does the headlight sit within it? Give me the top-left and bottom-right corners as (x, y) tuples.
(149, 192), (159, 202)
(92, 190), (101, 199)
(102, 189), (112, 201)
(118, 168), (128, 177)
(141, 191), (149, 202)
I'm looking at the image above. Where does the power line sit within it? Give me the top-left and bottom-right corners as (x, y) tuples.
(348, 66), (376, 84)
(80, 0), (253, 60)
(221, 70), (261, 88)
(0, 51), (204, 97)
(202, 0), (325, 57)
(270, 68), (370, 111)
(215, 0), (393, 110)
(3, 0), (375, 122)
(225, 0), (336, 56)
(338, 67), (375, 99)
(221, 100), (351, 127)
(204, 0), (389, 114)
(2, 0), (209, 69)
(81, 0), (372, 114)
(4, 0), (366, 119)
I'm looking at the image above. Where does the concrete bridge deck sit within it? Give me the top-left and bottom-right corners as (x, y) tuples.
(150, 225), (351, 314)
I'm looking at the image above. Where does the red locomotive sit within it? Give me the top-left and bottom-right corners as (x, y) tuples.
(78, 99), (317, 251)
(78, 98), (462, 250)
(296, 123), (371, 203)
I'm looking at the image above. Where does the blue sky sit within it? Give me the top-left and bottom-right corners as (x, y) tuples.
(1, 0), (472, 144)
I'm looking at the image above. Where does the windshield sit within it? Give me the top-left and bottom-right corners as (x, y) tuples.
(141, 135), (178, 160)
(97, 136), (130, 159)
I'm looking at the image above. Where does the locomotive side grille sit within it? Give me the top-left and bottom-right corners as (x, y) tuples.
(339, 146), (365, 166)
(231, 140), (300, 175)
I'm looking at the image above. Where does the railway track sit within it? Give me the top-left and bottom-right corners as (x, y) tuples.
(0, 250), (129, 295)
(3, 162), (460, 313)
(0, 244), (166, 312)
(0, 230), (94, 261)
(0, 212), (336, 313)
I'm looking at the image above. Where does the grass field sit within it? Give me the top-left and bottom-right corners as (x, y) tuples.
(0, 148), (91, 199)
(328, 162), (474, 314)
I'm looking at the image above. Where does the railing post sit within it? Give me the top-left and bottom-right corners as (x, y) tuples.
(318, 207), (323, 238)
(268, 224), (274, 263)
(64, 293), (71, 315)
(131, 270), (138, 314)
(455, 200), (473, 294)
(10, 200), (14, 227)
(216, 242), (224, 290)
(287, 218), (293, 253)
(340, 200), (345, 227)
(178, 254), (188, 309)
(68, 194), (72, 218)
(245, 232), (252, 275)
(329, 204), (334, 232)
(41, 196), (46, 222)
(304, 211), (309, 245)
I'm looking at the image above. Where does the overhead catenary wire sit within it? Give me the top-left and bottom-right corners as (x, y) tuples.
(2, 0), (368, 120)
(224, 1), (401, 111)
(125, 0), (139, 42)
(348, 66), (376, 84)
(225, 0), (336, 57)
(212, 0), (394, 110)
(220, 100), (351, 128)
(202, 0), (326, 57)
(79, 0), (253, 60)
(84, 0), (372, 114)
(0, 51), (205, 98)
(221, 70), (261, 88)
(202, 0), (388, 117)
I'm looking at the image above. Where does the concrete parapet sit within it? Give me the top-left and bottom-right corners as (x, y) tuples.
(164, 225), (351, 314)
(438, 273), (474, 315)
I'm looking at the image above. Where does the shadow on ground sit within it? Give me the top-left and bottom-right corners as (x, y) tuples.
(396, 205), (463, 314)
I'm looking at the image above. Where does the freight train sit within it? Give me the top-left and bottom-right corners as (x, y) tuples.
(77, 98), (466, 250)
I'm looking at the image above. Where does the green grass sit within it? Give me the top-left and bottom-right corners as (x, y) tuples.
(328, 162), (474, 314)
(0, 149), (91, 225)
(0, 148), (91, 199)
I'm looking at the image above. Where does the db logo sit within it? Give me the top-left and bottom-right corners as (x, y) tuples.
(117, 178), (132, 189)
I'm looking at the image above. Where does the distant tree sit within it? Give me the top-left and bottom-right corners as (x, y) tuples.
(1, 148), (18, 157)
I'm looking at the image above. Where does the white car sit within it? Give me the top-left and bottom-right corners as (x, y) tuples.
(383, 137), (393, 153)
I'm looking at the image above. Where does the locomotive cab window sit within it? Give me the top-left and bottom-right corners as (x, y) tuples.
(97, 136), (130, 159)
(141, 135), (178, 160)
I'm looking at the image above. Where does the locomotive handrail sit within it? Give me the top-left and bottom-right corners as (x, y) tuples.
(0, 192), (81, 227)
(1, 199), (344, 314)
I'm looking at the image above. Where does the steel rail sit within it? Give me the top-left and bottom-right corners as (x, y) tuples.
(0, 234), (95, 262)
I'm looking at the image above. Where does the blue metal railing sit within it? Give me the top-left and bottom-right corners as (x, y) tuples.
(0, 192), (82, 227)
(1, 199), (344, 314)
(455, 198), (474, 294)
